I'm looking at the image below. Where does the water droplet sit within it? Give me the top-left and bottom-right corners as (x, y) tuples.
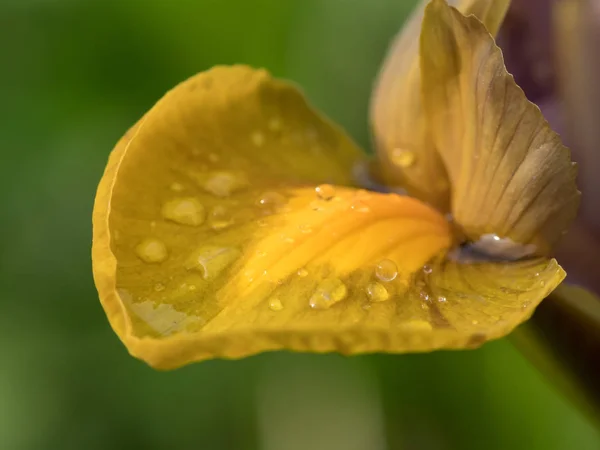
(522, 301), (531, 309)
(208, 205), (234, 230)
(401, 320), (432, 332)
(423, 264), (433, 274)
(269, 297), (283, 311)
(309, 278), (347, 309)
(298, 224), (313, 234)
(375, 259), (398, 282)
(154, 283), (165, 292)
(351, 200), (370, 213)
(437, 296), (447, 303)
(257, 191), (286, 212)
(419, 291), (430, 301)
(268, 118), (282, 131)
(366, 282), (389, 302)
(251, 131), (265, 147)
(471, 319), (479, 325)
(185, 246), (241, 280)
(315, 184), (335, 201)
(161, 197), (205, 226)
(204, 171), (244, 197)
(391, 148), (416, 168)
(297, 268), (308, 277)
(136, 238), (168, 263)
(170, 182), (185, 192)
(540, 280), (546, 287)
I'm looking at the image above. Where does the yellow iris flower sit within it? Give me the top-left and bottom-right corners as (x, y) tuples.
(92, 0), (579, 369)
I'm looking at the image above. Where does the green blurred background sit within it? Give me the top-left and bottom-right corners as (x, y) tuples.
(1, 0), (599, 449)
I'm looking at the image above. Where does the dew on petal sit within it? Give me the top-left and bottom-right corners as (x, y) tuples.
(154, 283), (165, 292)
(390, 148), (416, 168)
(251, 131), (265, 147)
(135, 238), (168, 263)
(257, 191), (286, 212)
(375, 259), (398, 282)
(161, 197), (205, 226)
(208, 205), (234, 230)
(185, 246), (241, 280)
(170, 182), (185, 192)
(309, 278), (347, 309)
(315, 184), (335, 201)
(268, 118), (282, 131)
(297, 268), (309, 277)
(423, 264), (433, 274)
(401, 320), (432, 332)
(269, 297), (283, 311)
(366, 282), (389, 302)
(204, 171), (244, 197)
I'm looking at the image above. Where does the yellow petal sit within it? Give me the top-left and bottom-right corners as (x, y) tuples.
(93, 65), (564, 369)
(370, 0), (510, 210)
(420, 0), (579, 255)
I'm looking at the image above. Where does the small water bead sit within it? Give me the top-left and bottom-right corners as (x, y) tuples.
(297, 268), (309, 277)
(315, 184), (335, 201)
(208, 205), (234, 230)
(309, 278), (348, 309)
(154, 283), (165, 292)
(298, 224), (313, 234)
(185, 245), (241, 280)
(391, 148), (416, 168)
(161, 197), (205, 226)
(170, 182), (185, 192)
(268, 118), (282, 131)
(257, 191), (286, 212)
(366, 282), (389, 302)
(269, 297), (284, 311)
(401, 320), (432, 332)
(204, 171), (243, 197)
(437, 296), (447, 303)
(251, 131), (265, 147)
(423, 264), (433, 274)
(375, 259), (398, 282)
(136, 238), (168, 263)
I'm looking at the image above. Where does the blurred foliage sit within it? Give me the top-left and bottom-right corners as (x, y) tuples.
(0, 0), (598, 449)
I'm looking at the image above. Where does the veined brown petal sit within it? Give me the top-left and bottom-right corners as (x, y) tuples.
(420, 0), (579, 255)
(370, 0), (510, 210)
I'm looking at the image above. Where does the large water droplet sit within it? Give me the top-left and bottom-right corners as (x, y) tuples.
(135, 238), (168, 263)
(297, 268), (309, 277)
(309, 278), (347, 309)
(204, 171), (243, 197)
(161, 197), (205, 226)
(208, 205), (234, 230)
(391, 148), (416, 168)
(366, 282), (389, 302)
(375, 259), (397, 282)
(257, 191), (286, 213)
(269, 297), (283, 311)
(185, 246), (241, 280)
(315, 184), (335, 201)
(251, 131), (265, 147)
